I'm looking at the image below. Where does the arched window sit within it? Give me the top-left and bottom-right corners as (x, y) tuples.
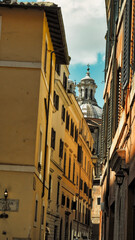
(85, 88), (88, 99)
(90, 89), (93, 100)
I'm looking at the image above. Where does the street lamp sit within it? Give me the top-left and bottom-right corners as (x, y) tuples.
(115, 165), (129, 187)
(4, 189), (8, 200)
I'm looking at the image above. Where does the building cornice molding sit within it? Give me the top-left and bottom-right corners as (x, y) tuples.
(0, 60), (41, 69)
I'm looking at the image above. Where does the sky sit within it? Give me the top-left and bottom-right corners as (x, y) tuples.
(48, 0), (107, 107)
(33, 0), (107, 107)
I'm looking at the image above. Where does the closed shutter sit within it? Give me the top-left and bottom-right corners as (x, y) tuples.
(100, 107), (104, 163)
(103, 103), (106, 159)
(107, 80), (113, 155)
(122, 0), (131, 89)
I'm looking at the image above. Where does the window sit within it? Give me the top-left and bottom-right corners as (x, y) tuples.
(71, 200), (76, 210)
(90, 89), (93, 100)
(70, 119), (74, 137)
(41, 206), (45, 225)
(64, 152), (66, 175)
(73, 162), (75, 184)
(85, 157), (86, 171)
(79, 203), (81, 221)
(63, 72), (67, 90)
(34, 200), (38, 222)
(85, 88), (88, 99)
(57, 181), (60, 205)
(51, 128), (56, 150)
(59, 139), (64, 158)
(48, 175), (52, 200)
(68, 157), (71, 179)
(53, 91), (59, 110)
(97, 198), (101, 205)
(77, 144), (82, 163)
(80, 179), (83, 190)
(61, 105), (65, 122)
(77, 175), (78, 186)
(59, 218), (63, 240)
(38, 130), (42, 172)
(67, 197), (70, 208)
(55, 64), (61, 75)
(75, 126), (78, 143)
(66, 112), (70, 130)
(61, 194), (65, 206)
(44, 41), (48, 73)
(54, 225), (57, 240)
(0, 16), (2, 40)
(84, 182), (87, 194)
(89, 189), (92, 198)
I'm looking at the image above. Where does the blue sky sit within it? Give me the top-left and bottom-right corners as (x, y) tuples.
(69, 53), (105, 108)
(30, 0), (107, 107)
(45, 0), (107, 108)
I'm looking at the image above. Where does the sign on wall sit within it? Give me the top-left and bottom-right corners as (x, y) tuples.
(0, 199), (19, 211)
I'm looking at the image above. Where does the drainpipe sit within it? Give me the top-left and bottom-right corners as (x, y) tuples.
(42, 47), (65, 198)
(42, 49), (54, 198)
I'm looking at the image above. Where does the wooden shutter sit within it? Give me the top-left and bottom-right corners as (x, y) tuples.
(122, 0), (131, 89)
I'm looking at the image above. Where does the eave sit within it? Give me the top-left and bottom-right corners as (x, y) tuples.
(0, 1), (69, 64)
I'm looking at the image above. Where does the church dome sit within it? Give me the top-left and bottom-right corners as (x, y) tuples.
(80, 103), (102, 119)
(77, 65), (102, 119)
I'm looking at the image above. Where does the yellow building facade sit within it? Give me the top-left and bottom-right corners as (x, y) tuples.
(0, 1), (69, 240)
(46, 65), (94, 240)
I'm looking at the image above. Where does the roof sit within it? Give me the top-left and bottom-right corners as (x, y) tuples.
(0, 0), (69, 64)
(80, 103), (102, 119)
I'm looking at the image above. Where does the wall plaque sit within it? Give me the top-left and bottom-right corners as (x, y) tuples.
(0, 199), (19, 212)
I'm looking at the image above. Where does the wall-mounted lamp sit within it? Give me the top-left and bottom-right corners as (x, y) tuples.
(4, 189), (8, 200)
(115, 165), (129, 187)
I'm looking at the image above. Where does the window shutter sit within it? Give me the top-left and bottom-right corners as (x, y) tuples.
(122, 0), (131, 89)
(100, 104), (105, 163)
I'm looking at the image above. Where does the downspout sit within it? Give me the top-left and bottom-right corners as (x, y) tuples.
(42, 50), (54, 198)
(42, 47), (65, 198)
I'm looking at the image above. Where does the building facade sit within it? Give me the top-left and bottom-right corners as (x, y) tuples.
(46, 65), (94, 240)
(77, 66), (102, 240)
(100, 0), (135, 240)
(0, 1), (69, 239)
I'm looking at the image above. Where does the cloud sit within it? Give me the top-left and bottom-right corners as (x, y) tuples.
(39, 0), (107, 65)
